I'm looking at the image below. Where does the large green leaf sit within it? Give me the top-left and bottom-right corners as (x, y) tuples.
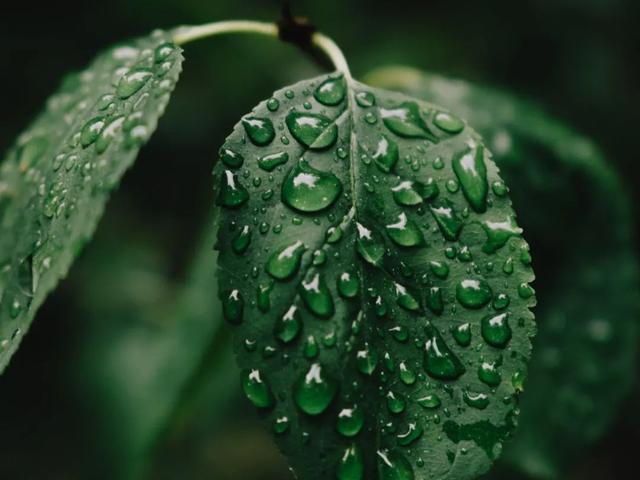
(214, 73), (536, 479)
(0, 30), (183, 371)
(365, 66), (639, 478)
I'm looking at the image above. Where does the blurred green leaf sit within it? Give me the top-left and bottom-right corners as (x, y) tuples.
(365, 66), (639, 479)
(0, 31), (183, 372)
(215, 73), (536, 479)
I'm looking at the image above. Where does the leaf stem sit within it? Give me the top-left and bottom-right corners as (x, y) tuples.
(172, 20), (352, 81)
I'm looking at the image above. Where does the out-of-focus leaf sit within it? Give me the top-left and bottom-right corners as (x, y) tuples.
(365, 66), (639, 478)
(0, 31), (184, 371)
(214, 73), (536, 479)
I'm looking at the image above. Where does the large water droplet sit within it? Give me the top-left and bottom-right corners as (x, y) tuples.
(377, 449), (414, 480)
(274, 305), (302, 343)
(242, 369), (274, 408)
(456, 278), (492, 309)
(452, 145), (488, 213)
(314, 76), (346, 106)
(294, 363), (338, 415)
(424, 325), (465, 380)
(117, 68), (153, 98)
(218, 170), (249, 208)
(258, 151), (289, 171)
(386, 212), (424, 247)
(299, 271), (334, 318)
(266, 240), (306, 280)
(380, 102), (436, 142)
(356, 223), (385, 266)
(242, 116), (275, 146)
(481, 312), (511, 348)
(80, 116), (107, 148)
(337, 271), (360, 298)
(433, 111), (465, 134)
(286, 111), (338, 150)
(429, 199), (463, 240)
(338, 444), (364, 480)
(372, 135), (399, 173)
(337, 405), (365, 437)
(221, 289), (244, 324)
(282, 159), (342, 212)
(95, 115), (125, 154)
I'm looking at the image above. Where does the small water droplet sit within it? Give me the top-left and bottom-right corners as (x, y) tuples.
(355, 91), (376, 107)
(386, 213), (424, 247)
(299, 271), (334, 318)
(380, 102), (436, 141)
(452, 145), (488, 213)
(221, 289), (244, 324)
(372, 135), (399, 173)
(482, 216), (523, 253)
(258, 151), (289, 171)
(231, 225), (252, 254)
(426, 287), (444, 315)
(394, 283), (420, 311)
(266, 98), (280, 112)
(452, 322), (472, 347)
(356, 343), (378, 375)
(386, 390), (406, 414)
(478, 361), (501, 387)
(337, 272), (360, 298)
(218, 170), (249, 208)
(116, 68), (153, 99)
(417, 393), (441, 409)
(424, 325), (465, 380)
(314, 75), (346, 106)
(356, 223), (385, 266)
(463, 390), (489, 410)
(397, 422), (423, 446)
(377, 449), (414, 480)
(273, 416), (290, 434)
(430, 200), (463, 241)
(481, 312), (511, 348)
(399, 361), (417, 385)
(337, 405), (364, 437)
(220, 148), (244, 168)
(391, 179), (438, 206)
(433, 111), (464, 134)
(274, 305), (302, 343)
(338, 444), (364, 480)
(456, 278), (492, 309)
(80, 116), (107, 148)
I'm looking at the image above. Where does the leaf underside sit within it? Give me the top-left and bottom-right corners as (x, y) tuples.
(365, 67), (639, 478)
(0, 30), (183, 371)
(214, 73), (536, 480)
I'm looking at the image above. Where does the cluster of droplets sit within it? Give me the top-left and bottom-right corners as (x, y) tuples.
(215, 73), (535, 479)
(0, 31), (181, 358)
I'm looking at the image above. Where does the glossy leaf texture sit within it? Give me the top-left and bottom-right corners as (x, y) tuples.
(0, 30), (183, 371)
(214, 73), (536, 480)
(365, 67), (639, 478)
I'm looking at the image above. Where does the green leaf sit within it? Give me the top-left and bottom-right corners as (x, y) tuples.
(365, 66), (639, 478)
(214, 73), (536, 479)
(0, 31), (183, 371)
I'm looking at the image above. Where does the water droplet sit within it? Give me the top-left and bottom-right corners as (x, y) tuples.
(218, 170), (249, 208)
(274, 305), (302, 343)
(337, 272), (360, 298)
(377, 449), (414, 480)
(80, 116), (107, 147)
(266, 240), (306, 280)
(492, 180), (508, 196)
(391, 179), (438, 206)
(395, 283), (420, 311)
(518, 283), (535, 299)
(481, 313), (511, 348)
(116, 68), (153, 99)
(242, 369), (274, 408)
(424, 325), (465, 380)
(426, 287), (444, 315)
(356, 343), (378, 375)
(386, 390), (406, 414)
(493, 293), (510, 310)
(95, 115), (125, 153)
(463, 390), (489, 410)
(299, 271), (334, 318)
(355, 91), (376, 107)
(257, 283), (272, 312)
(397, 422), (423, 446)
(232, 225), (252, 254)
(303, 335), (319, 359)
(478, 361), (501, 387)
(337, 405), (364, 437)
(356, 223), (385, 266)
(452, 145), (488, 213)
(282, 159), (342, 212)
(452, 323), (472, 347)
(430, 199), (463, 241)
(222, 289), (244, 324)
(338, 444), (364, 480)
(433, 111), (464, 134)
(386, 213), (424, 247)
(372, 135), (399, 173)
(273, 416), (289, 434)
(294, 363), (338, 415)
(482, 216), (523, 253)
(456, 278), (492, 309)
(429, 260), (449, 279)
(380, 102), (436, 141)
(266, 98), (280, 112)
(399, 361), (417, 385)
(242, 116), (275, 146)
(286, 111), (337, 150)
(258, 151), (289, 171)
(314, 75), (346, 105)
(220, 148), (244, 168)
(326, 225), (343, 244)
(154, 42), (174, 62)
(417, 393), (441, 409)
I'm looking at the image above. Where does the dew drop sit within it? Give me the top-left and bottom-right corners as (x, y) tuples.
(274, 305), (302, 343)
(80, 116), (107, 148)
(452, 322), (472, 347)
(372, 135), (399, 173)
(218, 170), (249, 208)
(463, 390), (489, 410)
(338, 444), (364, 480)
(456, 278), (492, 309)
(242, 369), (274, 408)
(116, 68), (153, 99)
(231, 225), (252, 255)
(337, 272), (360, 298)
(399, 361), (417, 385)
(265, 240), (306, 280)
(380, 102), (436, 141)
(424, 325), (465, 380)
(433, 111), (465, 134)
(286, 111), (338, 150)
(377, 449), (414, 480)
(282, 159), (342, 212)
(482, 216), (523, 253)
(299, 271), (334, 318)
(417, 393), (441, 409)
(242, 116), (275, 146)
(391, 179), (439, 206)
(355, 91), (376, 107)
(429, 199), (463, 241)
(258, 151), (289, 171)
(386, 390), (406, 414)
(356, 343), (378, 375)
(385, 213), (424, 247)
(478, 361), (501, 387)
(314, 75), (346, 105)
(397, 422), (423, 446)
(220, 147), (244, 168)
(481, 312), (512, 348)
(337, 405), (365, 437)
(95, 115), (125, 154)
(452, 145), (488, 213)
(394, 283), (420, 311)
(221, 289), (244, 324)
(426, 287), (444, 315)
(273, 416), (289, 434)
(294, 363), (338, 415)
(356, 223), (385, 266)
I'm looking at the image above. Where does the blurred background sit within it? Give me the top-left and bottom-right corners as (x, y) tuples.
(0, 1), (639, 479)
